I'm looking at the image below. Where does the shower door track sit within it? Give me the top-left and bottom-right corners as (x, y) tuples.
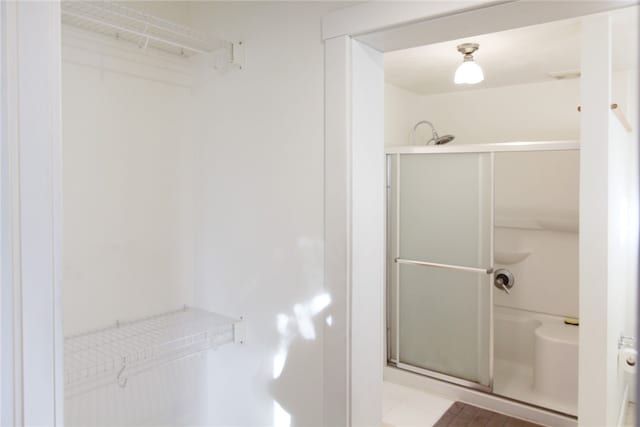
(389, 360), (492, 393)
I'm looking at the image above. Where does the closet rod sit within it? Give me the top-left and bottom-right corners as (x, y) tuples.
(577, 103), (632, 132)
(611, 103), (632, 132)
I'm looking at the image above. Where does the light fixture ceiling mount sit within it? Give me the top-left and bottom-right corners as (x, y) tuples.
(457, 42), (480, 57)
(454, 42), (484, 85)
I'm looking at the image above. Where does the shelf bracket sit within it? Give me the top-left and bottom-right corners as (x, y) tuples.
(140, 22), (150, 50)
(234, 317), (246, 344)
(116, 357), (128, 388)
(231, 41), (244, 70)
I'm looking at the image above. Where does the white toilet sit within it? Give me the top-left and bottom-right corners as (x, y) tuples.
(533, 323), (579, 407)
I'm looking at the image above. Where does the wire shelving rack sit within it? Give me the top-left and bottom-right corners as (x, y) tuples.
(61, 1), (222, 57)
(64, 307), (241, 396)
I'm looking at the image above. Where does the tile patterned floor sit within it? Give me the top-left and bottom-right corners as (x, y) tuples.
(433, 402), (544, 427)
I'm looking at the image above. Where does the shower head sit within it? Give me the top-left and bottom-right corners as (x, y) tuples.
(433, 134), (455, 145)
(412, 120), (455, 145)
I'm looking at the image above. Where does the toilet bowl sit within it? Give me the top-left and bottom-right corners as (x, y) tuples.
(533, 323), (579, 407)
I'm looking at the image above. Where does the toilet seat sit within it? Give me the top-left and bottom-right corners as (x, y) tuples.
(535, 323), (578, 345)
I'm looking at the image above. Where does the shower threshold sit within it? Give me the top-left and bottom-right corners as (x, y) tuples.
(384, 365), (578, 427)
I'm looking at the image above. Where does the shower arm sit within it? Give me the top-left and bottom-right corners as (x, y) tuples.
(412, 120), (439, 145)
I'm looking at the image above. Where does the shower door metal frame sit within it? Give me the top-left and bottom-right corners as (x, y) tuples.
(386, 150), (495, 393)
(385, 140), (580, 394)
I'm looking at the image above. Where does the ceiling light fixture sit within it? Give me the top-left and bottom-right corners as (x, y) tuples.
(454, 43), (484, 84)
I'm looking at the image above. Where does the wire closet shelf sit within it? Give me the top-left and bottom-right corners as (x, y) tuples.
(61, 1), (222, 57)
(64, 307), (240, 396)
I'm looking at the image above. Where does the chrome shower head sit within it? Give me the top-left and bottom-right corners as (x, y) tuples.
(412, 120), (455, 145)
(433, 134), (455, 145)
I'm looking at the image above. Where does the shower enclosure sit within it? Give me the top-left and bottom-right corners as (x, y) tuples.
(386, 141), (579, 397)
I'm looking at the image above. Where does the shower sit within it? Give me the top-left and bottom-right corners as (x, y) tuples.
(412, 120), (455, 145)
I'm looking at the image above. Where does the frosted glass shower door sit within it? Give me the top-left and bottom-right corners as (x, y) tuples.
(389, 153), (493, 389)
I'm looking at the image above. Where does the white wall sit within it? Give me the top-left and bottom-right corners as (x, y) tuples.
(493, 150), (579, 317)
(61, 0), (205, 335)
(62, 39), (196, 336)
(385, 79), (580, 147)
(61, 6), (203, 424)
(187, 3), (347, 426)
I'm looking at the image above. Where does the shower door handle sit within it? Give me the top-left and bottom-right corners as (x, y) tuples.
(395, 258), (493, 275)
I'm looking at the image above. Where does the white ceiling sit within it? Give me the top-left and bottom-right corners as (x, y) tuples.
(384, 10), (638, 95)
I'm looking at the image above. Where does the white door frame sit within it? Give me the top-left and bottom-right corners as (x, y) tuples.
(323, 1), (636, 426)
(0, 1), (64, 425)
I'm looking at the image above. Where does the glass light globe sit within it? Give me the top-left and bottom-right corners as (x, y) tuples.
(454, 60), (484, 84)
